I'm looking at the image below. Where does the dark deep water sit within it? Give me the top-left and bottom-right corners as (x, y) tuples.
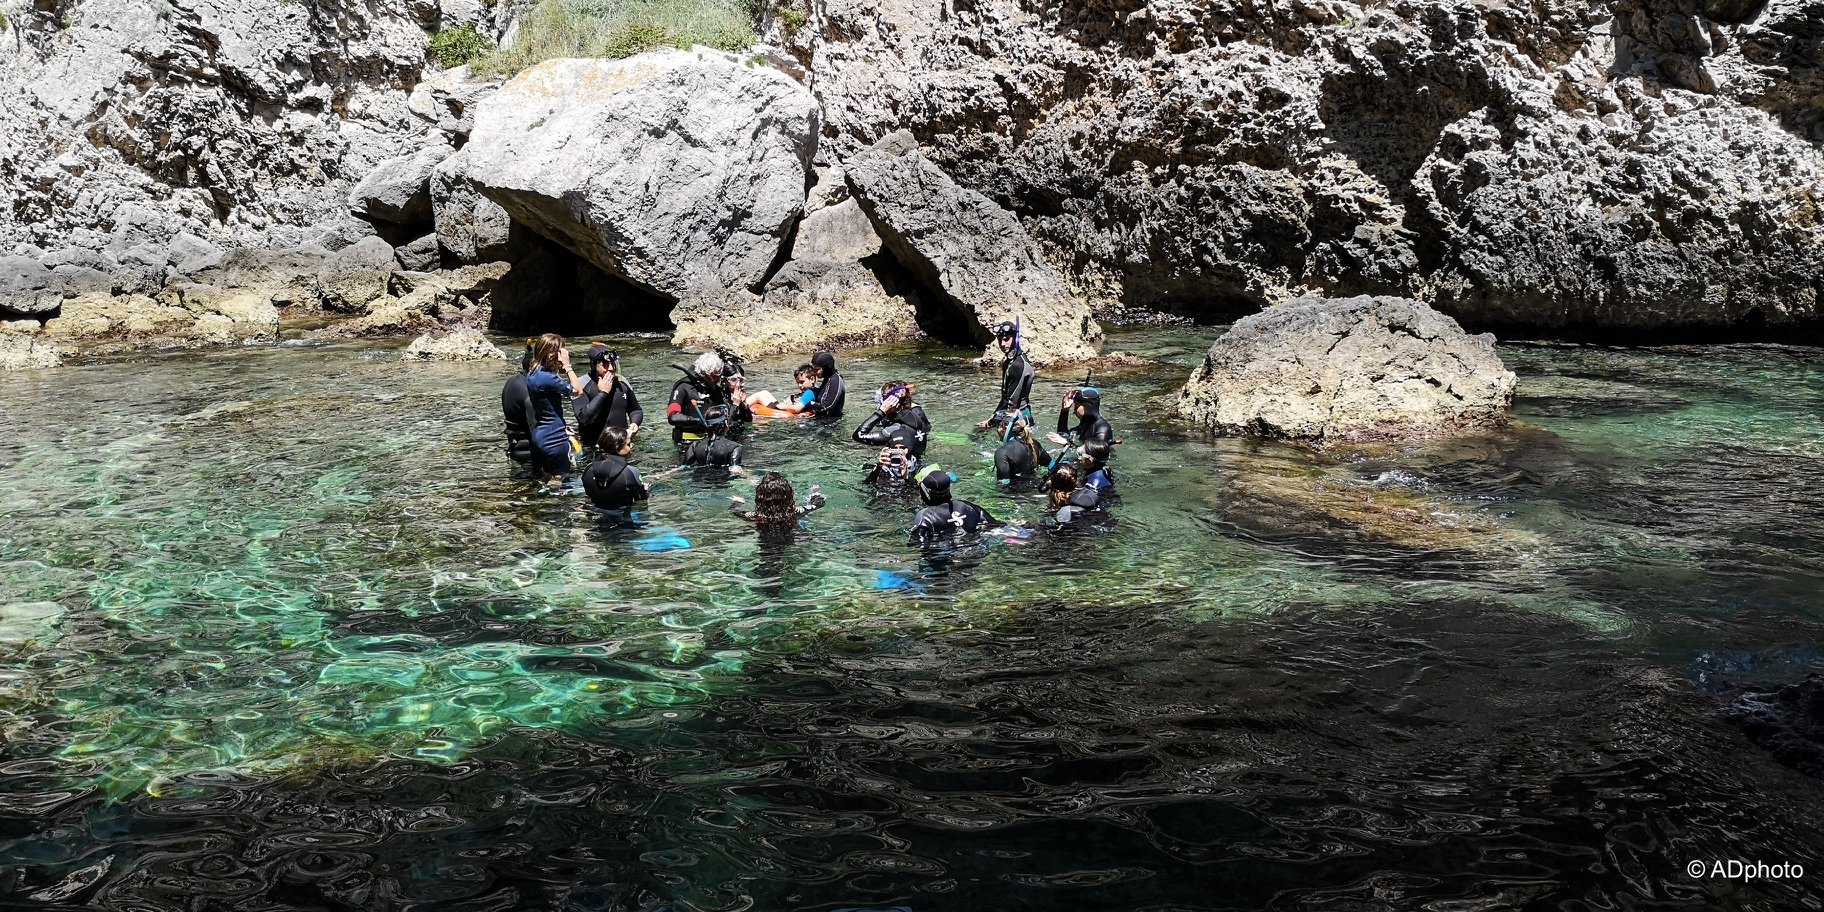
(0, 328), (1820, 910)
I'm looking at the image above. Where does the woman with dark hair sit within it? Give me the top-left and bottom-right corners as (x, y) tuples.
(852, 380), (931, 457)
(525, 333), (585, 484)
(729, 472), (827, 540)
(805, 350), (845, 418)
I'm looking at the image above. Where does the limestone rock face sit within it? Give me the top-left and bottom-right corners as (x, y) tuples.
(1173, 296), (1516, 441)
(462, 51), (819, 300)
(844, 131), (1100, 364)
(0, 336), (64, 371)
(0, 257), (63, 316)
(0, 0), (426, 255)
(787, 0), (1824, 332)
(401, 327), (507, 361)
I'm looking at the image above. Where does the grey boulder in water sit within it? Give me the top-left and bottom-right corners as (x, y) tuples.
(1175, 295), (1516, 441)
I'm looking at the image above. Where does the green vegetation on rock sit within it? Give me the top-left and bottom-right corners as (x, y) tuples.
(479, 0), (756, 76)
(428, 23), (494, 68)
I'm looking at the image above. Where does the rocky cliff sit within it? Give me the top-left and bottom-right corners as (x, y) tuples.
(779, 0), (1824, 333)
(2, 0), (1819, 362)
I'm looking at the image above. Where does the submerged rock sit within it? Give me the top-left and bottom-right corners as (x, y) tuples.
(0, 336), (63, 371)
(462, 51), (818, 301)
(845, 131), (1101, 365)
(401, 327), (506, 362)
(1720, 674), (1824, 778)
(1175, 295), (1516, 441)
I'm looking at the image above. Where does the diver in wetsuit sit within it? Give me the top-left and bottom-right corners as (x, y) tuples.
(574, 344), (643, 458)
(908, 465), (998, 547)
(501, 341), (538, 474)
(682, 404), (743, 468)
(1050, 386), (1115, 449)
(993, 418), (1050, 487)
(852, 380), (931, 457)
(863, 444), (919, 487)
(667, 351), (734, 443)
(805, 350), (846, 419)
(976, 320), (1034, 432)
(1077, 439), (1117, 498)
(1047, 464), (1110, 530)
(582, 426), (648, 514)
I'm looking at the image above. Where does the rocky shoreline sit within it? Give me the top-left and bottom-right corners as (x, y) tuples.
(3, 0), (1821, 367)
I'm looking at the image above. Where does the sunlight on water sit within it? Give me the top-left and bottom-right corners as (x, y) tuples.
(1, 329), (1822, 909)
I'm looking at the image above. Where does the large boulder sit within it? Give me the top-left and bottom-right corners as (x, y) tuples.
(462, 50), (818, 301)
(0, 257), (63, 316)
(400, 327), (506, 361)
(844, 131), (1100, 365)
(430, 151), (513, 265)
(1174, 295), (1516, 441)
(348, 138), (457, 231)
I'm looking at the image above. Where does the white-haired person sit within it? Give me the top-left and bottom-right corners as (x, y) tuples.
(666, 350), (739, 443)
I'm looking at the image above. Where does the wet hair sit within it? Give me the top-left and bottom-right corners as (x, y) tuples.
(1048, 465), (1079, 509)
(693, 350), (725, 378)
(530, 333), (567, 373)
(1080, 439), (1111, 471)
(878, 380), (914, 411)
(598, 426), (632, 456)
(793, 363), (817, 382)
(752, 472), (798, 535)
(1012, 419), (1042, 469)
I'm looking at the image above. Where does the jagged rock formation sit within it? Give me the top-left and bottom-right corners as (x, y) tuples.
(779, 0), (1824, 333)
(1173, 295), (1516, 440)
(845, 131), (1101, 365)
(0, 335), (62, 371)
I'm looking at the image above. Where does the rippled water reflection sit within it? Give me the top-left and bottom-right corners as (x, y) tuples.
(1, 330), (1820, 909)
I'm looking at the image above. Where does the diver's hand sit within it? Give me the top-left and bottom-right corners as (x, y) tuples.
(729, 495), (746, 506)
(1046, 432), (1068, 445)
(1060, 391), (1074, 408)
(806, 486), (826, 509)
(975, 418), (993, 429)
(627, 422), (640, 436)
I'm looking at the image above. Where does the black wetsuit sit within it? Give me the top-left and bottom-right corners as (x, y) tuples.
(908, 499), (997, 547)
(1053, 486), (1110, 528)
(991, 347), (1035, 424)
(807, 369), (846, 419)
(683, 437), (742, 467)
(667, 375), (729, 440)
(501, 372), (537, 466)
(994, 436), (1050, 483)
(1057, 407), (1115, 448)
(853, 405), (932, 456)
(582, 454), (648, 512)
(575, 376), (643, 453)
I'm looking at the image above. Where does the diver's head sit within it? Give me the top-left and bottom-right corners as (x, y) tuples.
(916, 464), (954, 506)
(1072, 386), (1102, 419)
(1048, 465), (1079, 509)
(531, 333), (567, 373)
(755, 470), (795, 512)
(701, 404), (733, 437)
(692, 350), (726, 383)
(1080, 439), (1111, 469)
(993, 320), (1017, 354)
(812, 350), (837, 379)
(877, 380), (914, 414)
(598, 425), (633, 457)
(587, 343), (618, 380)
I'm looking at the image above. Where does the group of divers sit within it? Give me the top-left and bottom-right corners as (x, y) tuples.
(499, 320), (1120, 548)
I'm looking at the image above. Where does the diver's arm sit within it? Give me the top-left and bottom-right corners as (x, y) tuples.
(852, 411), (892, 446)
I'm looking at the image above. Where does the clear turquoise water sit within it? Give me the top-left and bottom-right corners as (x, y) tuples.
(0, 329), (1820, 909)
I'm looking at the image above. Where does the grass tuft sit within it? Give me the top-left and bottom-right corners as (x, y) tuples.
(477, 0), (759, 76)
(428, 23), (495, 69)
